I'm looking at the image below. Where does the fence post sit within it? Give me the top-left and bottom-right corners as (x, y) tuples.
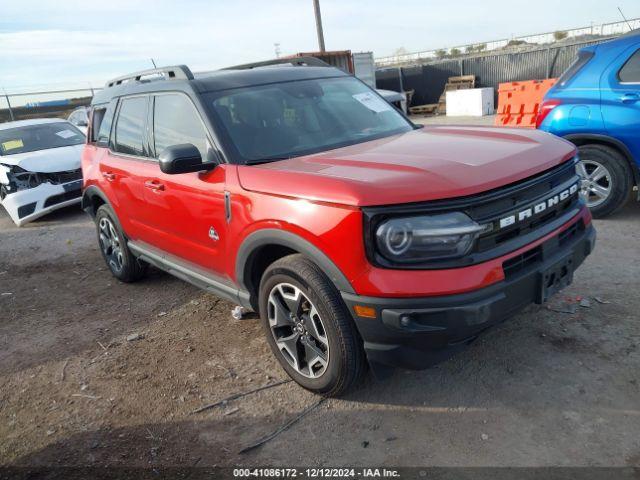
(459, 59), (464, 76)
(3, 90), (15, 121)
(546, 47), (551, 79)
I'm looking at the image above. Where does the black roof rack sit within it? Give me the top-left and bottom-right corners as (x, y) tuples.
(222, 56), (331, 70)
(105, 65), (194, 88)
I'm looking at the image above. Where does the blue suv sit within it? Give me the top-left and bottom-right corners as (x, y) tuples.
(537, 31), (640, 217)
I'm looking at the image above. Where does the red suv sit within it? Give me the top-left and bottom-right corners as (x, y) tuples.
(82, 63), (596, 396)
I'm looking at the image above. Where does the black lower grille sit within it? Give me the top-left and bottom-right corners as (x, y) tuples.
(559, 219), (582, 246)
(502, 219), (585, 279)
(503, 246), (543, 278)
(44, 190), (81, 208)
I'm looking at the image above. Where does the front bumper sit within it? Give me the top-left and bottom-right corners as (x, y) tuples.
(342, 221), (596, 371)
(0, 180), (82, 226)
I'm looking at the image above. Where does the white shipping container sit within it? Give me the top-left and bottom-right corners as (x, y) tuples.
(446, 88), (494, 116)
(352, 52), (376, 89)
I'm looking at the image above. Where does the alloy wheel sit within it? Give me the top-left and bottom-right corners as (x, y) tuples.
(267, 283), (329, 378)
(98, 217), (124, 273)
(576, 160), (612, 208)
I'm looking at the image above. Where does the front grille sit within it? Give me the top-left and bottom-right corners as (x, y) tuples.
(363, 158), (582, 269)
(42, 169), (82, 185)
(474, 173), (580, 252)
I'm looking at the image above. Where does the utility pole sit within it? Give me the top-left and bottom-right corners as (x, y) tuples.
(313, 0), (326, 52)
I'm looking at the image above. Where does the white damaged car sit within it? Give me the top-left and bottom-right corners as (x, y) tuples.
(0, 119), (84, 226)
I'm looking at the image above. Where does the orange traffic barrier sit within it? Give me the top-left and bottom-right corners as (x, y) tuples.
(495, 79), (557, 128)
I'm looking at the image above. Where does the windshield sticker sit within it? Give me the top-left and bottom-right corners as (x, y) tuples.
(1, 139), (24, 151)
(352, 92), (393, 113)
(55, 129), (78, 139)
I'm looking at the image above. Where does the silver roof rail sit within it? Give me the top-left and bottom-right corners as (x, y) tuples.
(105, 65), (194, 88)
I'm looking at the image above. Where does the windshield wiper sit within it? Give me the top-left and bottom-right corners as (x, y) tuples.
(245, 156), (292, 165)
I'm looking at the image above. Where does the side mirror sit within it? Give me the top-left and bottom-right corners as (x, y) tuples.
(159, 144), (212, 174)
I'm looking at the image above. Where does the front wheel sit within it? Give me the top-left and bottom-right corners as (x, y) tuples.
(576, 144), (633, 218)
(258, 254), (366, 396)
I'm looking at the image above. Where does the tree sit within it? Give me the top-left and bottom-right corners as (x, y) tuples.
(553, 30), (568, 41)
(506, 39), (527, 47)
(450, 48), (461, 57)
(435, 49), (448, 59)
(392, 47), (408, 57)
(476, 43), (487, 52)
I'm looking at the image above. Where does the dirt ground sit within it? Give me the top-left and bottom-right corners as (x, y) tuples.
(1, 126), (640, 470)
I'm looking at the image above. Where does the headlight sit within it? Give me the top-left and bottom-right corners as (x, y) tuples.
(375, 212), (484, 263)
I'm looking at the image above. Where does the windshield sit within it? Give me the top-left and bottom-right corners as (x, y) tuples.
(0, 122), (85, 156)
(208, 76), (413, 164)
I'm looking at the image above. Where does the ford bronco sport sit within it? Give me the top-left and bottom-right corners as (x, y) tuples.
(82, 62), (596, 396)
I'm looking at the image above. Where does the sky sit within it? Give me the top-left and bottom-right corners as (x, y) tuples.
(1, 0), (639, 92)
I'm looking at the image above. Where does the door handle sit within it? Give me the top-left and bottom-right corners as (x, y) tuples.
(144, 180), (165, 191)
(102, 172), (116, 182)
(620, 93), (640, 104)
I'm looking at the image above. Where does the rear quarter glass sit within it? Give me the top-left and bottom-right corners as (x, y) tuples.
(555, 50), (595, 89)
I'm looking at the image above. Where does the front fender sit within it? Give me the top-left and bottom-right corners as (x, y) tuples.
(235, 228), (356, 297)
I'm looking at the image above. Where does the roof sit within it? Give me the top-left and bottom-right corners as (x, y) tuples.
(0, 118), (69, 131)
(588, 28), (640, 52)
(92, 65), (347, 105)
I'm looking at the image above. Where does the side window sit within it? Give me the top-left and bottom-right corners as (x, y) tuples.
(96, 100), (117, 146)
(153, 94), (209, 161)
(619, 49), (640, 83)
(114, 96), (148, 156)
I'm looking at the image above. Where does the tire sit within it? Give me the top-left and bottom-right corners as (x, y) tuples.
(258, 254), (367, 396)
(95, 204), (147, 282)
(577, 144), (633, 218)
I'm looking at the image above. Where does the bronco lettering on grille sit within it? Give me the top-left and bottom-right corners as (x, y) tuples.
(498, 183), (579, 229)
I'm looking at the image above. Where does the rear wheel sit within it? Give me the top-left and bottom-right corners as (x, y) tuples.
(258, 254), (366, 396)
(576, 144), (633, 218)
(95, 205), (147, 282)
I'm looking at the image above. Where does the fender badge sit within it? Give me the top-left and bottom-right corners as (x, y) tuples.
(208, 227), (219, 241)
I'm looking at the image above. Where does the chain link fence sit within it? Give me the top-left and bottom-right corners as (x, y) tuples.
(376, 37), (615, 107)
(0, 86), (101, 123)
(375, 18), (640, 67)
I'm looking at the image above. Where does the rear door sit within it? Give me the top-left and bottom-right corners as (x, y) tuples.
(600, 44), (640, 165)
(139, 92), (228, 276)
(99, 95), (156, 242)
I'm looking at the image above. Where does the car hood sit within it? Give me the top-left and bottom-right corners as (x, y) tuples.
(0, 144), (82, 173)
(237, 126), (576, 207)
